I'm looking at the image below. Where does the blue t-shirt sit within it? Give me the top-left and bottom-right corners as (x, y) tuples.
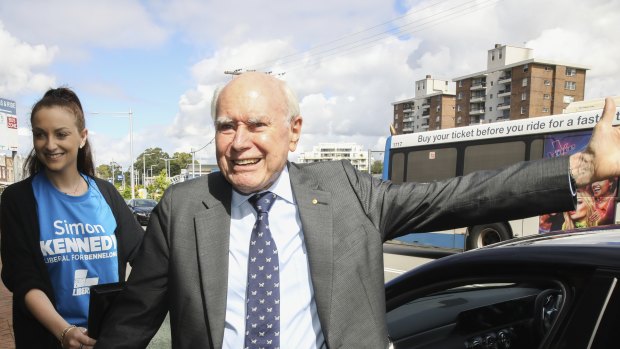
(33, 173), (119, 327)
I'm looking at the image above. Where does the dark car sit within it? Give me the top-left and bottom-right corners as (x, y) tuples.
(385, 227), (620, 349)
(127, 198), (157, 226)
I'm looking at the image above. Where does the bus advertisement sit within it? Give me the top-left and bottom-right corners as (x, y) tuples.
(383, 106), (620, 253)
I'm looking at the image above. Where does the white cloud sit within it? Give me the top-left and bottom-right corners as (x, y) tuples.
(0, 0), (168, 60)
(0, 23), (57, 96)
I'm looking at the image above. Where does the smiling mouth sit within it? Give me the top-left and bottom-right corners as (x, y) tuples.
(46, 153), (65, 159)
(233, 158), (260, 165)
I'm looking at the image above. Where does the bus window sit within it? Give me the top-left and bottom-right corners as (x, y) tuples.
(530, 139), (544, 160)
(406, 148), (457, 182)
(463, 141), (526, 175)
(391, 152), (405, 184)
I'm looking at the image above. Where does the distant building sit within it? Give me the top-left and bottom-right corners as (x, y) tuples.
(453, 44), (587, 126)
(296, 143), (369, 172)
(392, 75), (456, 135)
(393, 44), (589, 134)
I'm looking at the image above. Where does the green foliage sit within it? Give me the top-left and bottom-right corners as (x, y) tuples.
(147, 170), (170, 200)
(371, 160), (383, 175)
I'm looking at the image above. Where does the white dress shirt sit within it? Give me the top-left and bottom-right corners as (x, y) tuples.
(223, 167), (326, 348)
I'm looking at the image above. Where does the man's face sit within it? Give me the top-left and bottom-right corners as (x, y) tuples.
(214, 73), (302, 194)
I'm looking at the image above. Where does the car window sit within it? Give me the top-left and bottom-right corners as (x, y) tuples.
(134, 199), (157, 207)
(386, 280), (565, 349)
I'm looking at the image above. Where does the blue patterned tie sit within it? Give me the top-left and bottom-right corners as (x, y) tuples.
(245, 191), (280, 349)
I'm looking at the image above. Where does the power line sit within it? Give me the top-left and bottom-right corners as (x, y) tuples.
(245, 0), (501, 74)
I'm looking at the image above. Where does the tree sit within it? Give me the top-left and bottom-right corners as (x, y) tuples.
(170, 152), (195, 177)
(96, 164), (112, 179)
(147, 169), (170, 200)
(133, 147), (169, 179)
(371, 160), (383, 175)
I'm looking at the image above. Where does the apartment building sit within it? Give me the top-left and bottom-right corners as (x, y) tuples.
(392, 75), (456, 135)
(296, 142), (369, 172)
(453, 44), (587, 126)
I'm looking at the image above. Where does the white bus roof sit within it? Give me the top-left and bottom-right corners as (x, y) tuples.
(391, 107), (620, 149)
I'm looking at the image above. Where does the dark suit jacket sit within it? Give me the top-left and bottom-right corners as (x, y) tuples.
(95, 157), (575, 349)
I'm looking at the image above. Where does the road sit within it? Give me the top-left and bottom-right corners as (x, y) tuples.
(146, 249), (435, 348)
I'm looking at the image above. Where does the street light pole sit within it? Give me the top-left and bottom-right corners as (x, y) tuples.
(190, 137), (215, 179)
(89, 109), (135, 199)
(161, 158), (175, 180)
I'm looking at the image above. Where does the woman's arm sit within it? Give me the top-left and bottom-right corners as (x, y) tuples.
(25, 289), (96, 349)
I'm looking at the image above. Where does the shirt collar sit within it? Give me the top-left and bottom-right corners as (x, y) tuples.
(231, 165), (295, 208)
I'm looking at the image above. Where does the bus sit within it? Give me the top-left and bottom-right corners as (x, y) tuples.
(383, 105), (620, 253)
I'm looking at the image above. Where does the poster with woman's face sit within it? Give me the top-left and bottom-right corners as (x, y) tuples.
(539, 130), (618, 233)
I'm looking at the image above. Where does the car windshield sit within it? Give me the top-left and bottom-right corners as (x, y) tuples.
(133, 199), (157, 207)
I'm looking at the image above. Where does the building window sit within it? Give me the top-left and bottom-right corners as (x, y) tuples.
(457, 116), (462, 123)
(457, 92), (463, 100)
(436, 106), (441, 112)
(563, 95), (575, 104)
(489, 107), (493, 111)
(542, 107), (549, 113)
(544, 80), (551, 86)
(544, 94), (550, 100)
(489, 94), (493, 99)
(565, 81), (577, 90)
(566, 67), (577, 76)
(491, 54), (495, 61)
(523, 64), (529, 72)
(499, 51), (503, 59)
(458, 80), (463, 87)
(545, 66), (552, 71)
(395, 115), (398, 120)
(520, 106), (526, 115)
(522, 78), (528, 87)
(457, 105), (462, 112)
(521, 92), (528, 101)
(490, 81), (494, 86)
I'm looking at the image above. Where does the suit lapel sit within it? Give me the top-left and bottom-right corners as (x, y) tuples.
(289, 164), (334, 341)
(194, 175), (232, 349)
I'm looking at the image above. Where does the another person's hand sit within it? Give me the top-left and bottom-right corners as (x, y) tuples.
(570, 97), (620, 187)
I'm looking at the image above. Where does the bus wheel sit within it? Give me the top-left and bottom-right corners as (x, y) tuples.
(466, 223), (511, 250)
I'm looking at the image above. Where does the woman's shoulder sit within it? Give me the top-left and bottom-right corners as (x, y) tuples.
(2, 176), (35, 197)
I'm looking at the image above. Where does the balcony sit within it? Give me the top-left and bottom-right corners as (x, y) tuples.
(470, 95), (486, 103)
(421, 103), (430, 109)
(403, 108), (412, 112)
(470, 82), (487, 90)
(469, 109), (485, 115)
(421, 114), (430, 119)
(498, 75), (512, 84)
(498, 89), (511, 98)
(420, 124), (429, 130)
(497, 103), (511, 110)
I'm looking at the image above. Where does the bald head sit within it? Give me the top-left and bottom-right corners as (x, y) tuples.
(211, 72), (300, 124)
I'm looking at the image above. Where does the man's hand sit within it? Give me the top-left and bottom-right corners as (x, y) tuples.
(570, 97), (620, 187)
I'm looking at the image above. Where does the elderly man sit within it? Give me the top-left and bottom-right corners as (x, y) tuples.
(95, 72), (620, 349)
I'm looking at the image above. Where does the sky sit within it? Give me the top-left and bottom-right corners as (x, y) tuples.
(1, 0), (619, 170)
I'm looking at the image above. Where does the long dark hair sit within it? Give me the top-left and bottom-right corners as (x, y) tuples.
(23, 87), (95, 177)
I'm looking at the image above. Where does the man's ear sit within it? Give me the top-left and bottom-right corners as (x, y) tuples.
(289, 116), (303, 152)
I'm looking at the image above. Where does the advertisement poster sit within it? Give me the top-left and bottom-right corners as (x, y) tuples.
(0, 97), (18, 152)
(539, 130), (618, 233)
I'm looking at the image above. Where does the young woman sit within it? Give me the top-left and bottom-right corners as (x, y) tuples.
(562, 189), (598, 230)
(0, 87), (143, 349)
(590, 178), (617, 225)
